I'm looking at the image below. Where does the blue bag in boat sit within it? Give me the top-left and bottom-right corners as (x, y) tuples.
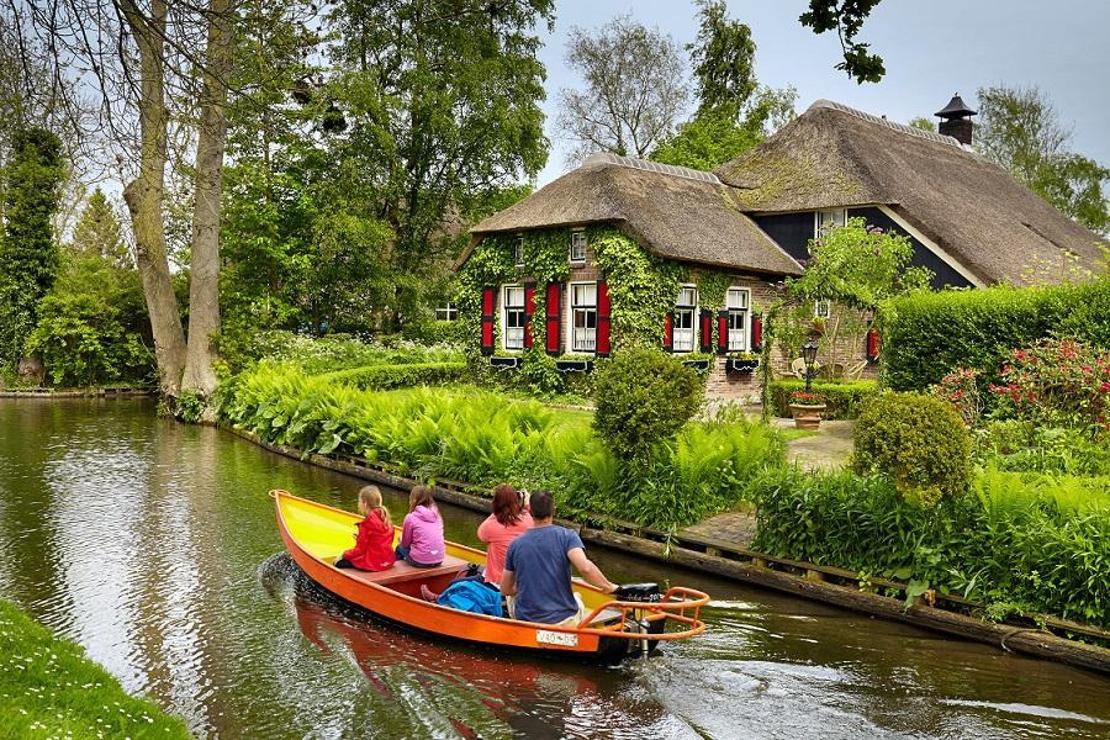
(437, 579), (503, 617)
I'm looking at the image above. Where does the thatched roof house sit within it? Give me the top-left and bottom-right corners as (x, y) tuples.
(717, 100), (1107, 287)
(467, 153), (803, 276)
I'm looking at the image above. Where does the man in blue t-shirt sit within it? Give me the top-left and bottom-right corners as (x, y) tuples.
(501, 490), (618, 625)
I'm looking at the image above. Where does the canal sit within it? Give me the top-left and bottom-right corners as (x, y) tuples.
(0, 398), (1107, 738)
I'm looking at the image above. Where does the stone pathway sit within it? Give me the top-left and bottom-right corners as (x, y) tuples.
(681, 419), (855, 548)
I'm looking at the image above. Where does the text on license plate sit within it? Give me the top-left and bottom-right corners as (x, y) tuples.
(536, 629), (578, 647)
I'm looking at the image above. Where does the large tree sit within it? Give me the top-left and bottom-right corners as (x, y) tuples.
(799, 0), (886, 83)
(688, 0), (756, 120)
(71, 187), (127, 266)
(0, 126), (65, 372)
(557, 14), (688, 162)
(976, 85), (1109, 235)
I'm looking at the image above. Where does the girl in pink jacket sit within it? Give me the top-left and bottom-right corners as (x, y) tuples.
(395, 485), (445, 567)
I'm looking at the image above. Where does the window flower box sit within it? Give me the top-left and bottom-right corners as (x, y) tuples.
(489, 356), (520, 370)
(726, 357), (760, 374)
(682, 358), (711, 371)
(555, 358), (593, 373)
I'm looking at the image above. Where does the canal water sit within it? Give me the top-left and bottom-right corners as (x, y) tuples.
(0, 398), (1107, 739)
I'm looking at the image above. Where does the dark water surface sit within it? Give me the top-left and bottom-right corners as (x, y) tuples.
(1, 398), (1107, 739)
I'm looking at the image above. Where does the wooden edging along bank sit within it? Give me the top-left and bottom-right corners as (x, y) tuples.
(0, 386), (153, 398)
(225, 425), (1110, 676)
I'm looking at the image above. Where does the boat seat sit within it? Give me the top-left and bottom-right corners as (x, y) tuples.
(335, 554), (470, 586)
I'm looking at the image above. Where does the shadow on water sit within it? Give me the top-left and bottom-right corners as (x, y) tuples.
(1, 398), (1109, 739)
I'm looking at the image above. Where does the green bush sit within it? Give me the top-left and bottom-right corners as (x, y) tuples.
(752, 466), (1110, 628)
(769, 379), (878, 419)
(219, 329), (464, 375)
(25, 255), (154, 387)
(322, 361), (466, 390)
(975, 421), (1110, 476)
(853, 391), (972, 503)
(593, 348), (704, 461)
(880, 277), (1110, 393)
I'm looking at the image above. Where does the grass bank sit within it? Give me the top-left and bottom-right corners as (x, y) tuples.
(0, 600), (189, 738)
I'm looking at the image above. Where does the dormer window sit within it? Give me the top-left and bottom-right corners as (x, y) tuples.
(569, 229), (587, 264)
(514, 235), (524, 267)
(815, 209), (846, 238)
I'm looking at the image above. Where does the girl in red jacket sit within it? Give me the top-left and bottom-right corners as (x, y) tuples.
(336, 486), (396, 572)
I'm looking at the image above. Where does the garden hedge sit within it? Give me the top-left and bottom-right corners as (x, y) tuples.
(880, 277), (1110, 392)
(769, 379), (878, 420)
(322, 361), (466, 390)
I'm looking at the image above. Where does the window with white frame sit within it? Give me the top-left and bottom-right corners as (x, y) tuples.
(725, 287), (750, 351)
(673, 285), (698, 353)
(502, 285), (526, 350)
(814, 299), (831, 319)
(435, 302), (458, 321)
(570, 282), (597, 352)
(815, 208), (846, 237)
(569, 229), (587, 264)
(514, 235), (525, 267)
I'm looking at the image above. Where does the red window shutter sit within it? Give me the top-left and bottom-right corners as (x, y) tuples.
(596, 281), (611, 357)
(662, 312), (674, 352)
(544, 282), (562, 355)
(866, 327), (881, 363)
(751, 314), (763, 352)
(523, 283), (536, 349)
(717, 311), (728, 354)
(480, 287), (495, 356)
(699, 310), (712, 353)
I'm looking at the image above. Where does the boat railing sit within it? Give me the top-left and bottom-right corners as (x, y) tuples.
(576, 586), (710, 640)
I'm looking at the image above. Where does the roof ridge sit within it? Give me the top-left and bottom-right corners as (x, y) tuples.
(582, 151), (721, 185)
(809, 99), (964, 149)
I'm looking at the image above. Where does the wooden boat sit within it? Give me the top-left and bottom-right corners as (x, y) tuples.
(273, 490), (709, 663)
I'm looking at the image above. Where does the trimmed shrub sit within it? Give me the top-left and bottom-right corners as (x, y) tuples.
(880, 277), (1110, 393)
(323, 361), (466, 390)
(593, 348), (704, 461)
(769, 379), (878, 419)
(853, 391), (972, 503)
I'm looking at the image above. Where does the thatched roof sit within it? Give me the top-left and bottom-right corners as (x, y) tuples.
(465, 153), (803, 276)
(715, 100), (1108, 286)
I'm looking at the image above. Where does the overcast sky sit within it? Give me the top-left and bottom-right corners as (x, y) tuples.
(533, 0), (1110, 186)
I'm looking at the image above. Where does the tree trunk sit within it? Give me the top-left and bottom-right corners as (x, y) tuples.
(181, 0), (234, 399)
(120, 0), (186, 398)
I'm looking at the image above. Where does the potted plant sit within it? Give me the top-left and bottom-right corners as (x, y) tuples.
(789, 390), (827, 430)
(726, 352), (760, 374)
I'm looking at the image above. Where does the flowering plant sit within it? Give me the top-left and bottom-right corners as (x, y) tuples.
(790, 390), (826, 406)
(930, 367), (982, 426)
(988, 338), (1110, 436)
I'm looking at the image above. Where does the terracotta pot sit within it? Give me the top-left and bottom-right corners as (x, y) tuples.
(789, 403), (826, 430)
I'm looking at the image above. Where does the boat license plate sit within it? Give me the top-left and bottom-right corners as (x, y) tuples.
(536, 629), (578, 648)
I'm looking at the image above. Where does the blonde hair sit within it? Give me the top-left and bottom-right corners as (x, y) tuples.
(359, 485), (392, 528)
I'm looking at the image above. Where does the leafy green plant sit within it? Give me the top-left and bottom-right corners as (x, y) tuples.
(593, 348), (704, 462)
(323, 361), (465, 390)
(768, 379), (877, 419)
(853, 391), (972, 504)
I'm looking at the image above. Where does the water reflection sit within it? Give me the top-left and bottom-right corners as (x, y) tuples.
(1, 398), (1108, 739)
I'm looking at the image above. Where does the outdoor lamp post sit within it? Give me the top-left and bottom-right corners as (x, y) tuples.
(802, 339), (818, 393)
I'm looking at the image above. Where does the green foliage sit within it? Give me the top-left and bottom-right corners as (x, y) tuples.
(752, 466), (1110, 627)
(0, 126), (65, 369)
(593, 348), (704, 462)
(25, 255), (154, 387)
(907, 116), (935, 132)
(975, 85), (1109, 235)
(688, 0), (756, 119)
(880, 277), (1110, 392)
(175, 390), (207, 424)
(769, 379), (877, 419)
(70, 188), (128, 266)
(853, 391), (972, 503)
(322, 361), (465, 390)
(789, 217), (932, 308)
(0, 600), (190, 738)
(799, 0), (885, 83)
(220, 363), (781, 530)
(591, 228), (683, 350)
(975, 421), (1110, 477)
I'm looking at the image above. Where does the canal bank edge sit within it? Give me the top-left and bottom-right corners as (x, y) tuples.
(224, 425), (1110, 677)
(0, 386), (153, 398)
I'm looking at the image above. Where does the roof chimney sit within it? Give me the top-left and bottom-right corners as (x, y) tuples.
(935, 93), (976, 146)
